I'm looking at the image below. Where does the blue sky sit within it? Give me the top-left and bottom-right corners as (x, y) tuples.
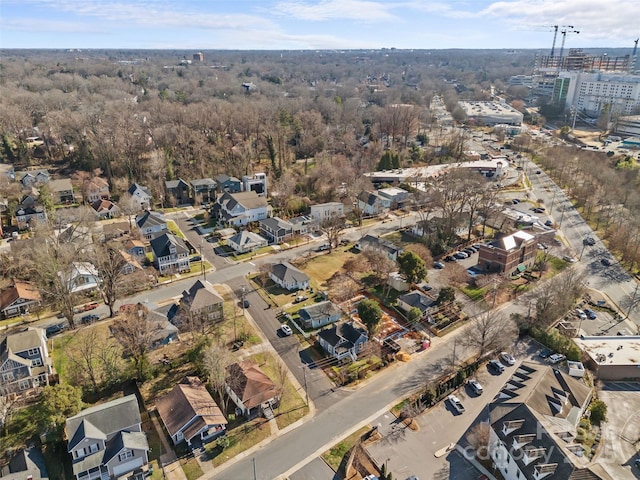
(1, 0), (637, 50)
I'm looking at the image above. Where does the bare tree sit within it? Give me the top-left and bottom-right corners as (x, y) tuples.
(93, 243), (129, 317)
(466, 422), (491, 458)
(460, 311), (516, 359)
(110, 306), (154, 380)
(318, 215), (346, 250)
(202, 341), (235, 411)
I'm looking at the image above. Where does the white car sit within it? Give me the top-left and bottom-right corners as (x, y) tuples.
(280, 324), (293, 336)
(500, 352), (516, 366)
(576, 308), (587, 320)
(549, 353), (566, 364)
(447, 394), (465, 414)
(468, 379), (483, 395)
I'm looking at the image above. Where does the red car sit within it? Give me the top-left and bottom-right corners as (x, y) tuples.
(83, 302), (99, 312)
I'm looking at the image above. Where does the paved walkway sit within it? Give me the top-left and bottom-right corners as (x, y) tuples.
(148, 409), (187, 480)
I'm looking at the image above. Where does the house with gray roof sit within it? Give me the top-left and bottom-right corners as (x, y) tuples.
(190, 178), (217, 205)
(298, 301), (341, 329)
(226, 230), (268, 254)
(176, 280), (224, 324)
(0, 327), (52, 397)
(150, 233), (190, 274)
(19, 170), (49, 190)
(65, 395), (149, 480)
(357, 190), (386, 216)
(355, 234), (403, 261)
(317, 321), (368, 362)
(259, 217), (293, 244)
(268, 262), (310, 291)
(1, 445), (49, 480)
(214, 174), (242, 193)
(48, 178), (75, 204)
(135, 211), (167, 240)
(214, 191), (268, 227)
(127, 183), (153, 210)
(487, 363), (605, 480)
(165, 178), (190, 206)
(397, 290), (435, 317)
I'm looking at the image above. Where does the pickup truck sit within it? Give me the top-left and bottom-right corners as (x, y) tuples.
(447, 394), (465, 414)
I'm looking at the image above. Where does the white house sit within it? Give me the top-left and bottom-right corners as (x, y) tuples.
(127, 183), (153, 210)
(214, 191), (268, 227)
(268, 262), (310, 291)
(149, 233), (190, 274)
(59, 262), (100, 293)
(241, 173), (267, 197)
(377, 187), (409, 209)
(226, 230), (268, 253)
(310, 202), (344, 222)
(136, 211), (168, 240)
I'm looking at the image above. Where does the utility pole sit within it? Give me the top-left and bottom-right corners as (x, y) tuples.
(492, 280), (498, 309)
(626, 283), (640, 319)
(252, 457), (257, 480)
(199, 240), (205, 281)
(303, 365), (309, 406)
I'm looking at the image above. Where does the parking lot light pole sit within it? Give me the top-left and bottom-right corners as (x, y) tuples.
(579, 242), (588, 261)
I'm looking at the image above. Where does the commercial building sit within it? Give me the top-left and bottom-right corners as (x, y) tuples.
(458, 101), (524, 126)
(574, 336), (640, 380)
(558, 71), (640, 118)
(477, 231), (537, 275)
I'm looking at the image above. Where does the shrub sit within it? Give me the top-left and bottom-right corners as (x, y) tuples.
(589, 399), (607, 425)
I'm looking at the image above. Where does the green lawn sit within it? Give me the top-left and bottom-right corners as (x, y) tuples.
(321, 426), (370, 471)
(207, 418), (271, 467)
(180, 456), (204, 480)
(298, 249), (358, 291)
(167, 220), (185, 239)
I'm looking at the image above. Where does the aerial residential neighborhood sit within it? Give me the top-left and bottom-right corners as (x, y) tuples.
(2, 18), (640, 480)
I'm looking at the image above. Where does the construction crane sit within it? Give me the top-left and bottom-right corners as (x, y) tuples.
(549, 25), (559, 57)
(633, 38), (639, 57)
(557, 26), (579, 69)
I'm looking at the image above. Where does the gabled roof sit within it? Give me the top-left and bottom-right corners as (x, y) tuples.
(66, 395), (142, 451)
(48, 178), (73, 193)
(91, 199), (119, 214)
(358, 191), (379, 206)
(85, 177), (109, 190)
(0, 280), (41, 310)
(123, 239), (147, 250)
(270, 261), (310, 285)
(150, 233), (189, 257)
(136, 211), (166, 229)
(398, 290), (435, 313)
(156, 377), (227, 438)
(1, 327), (45, 360)
(181, 280), (223, 312)
(299, 301), (341, 323)
(219, 191), (267, 211)
(357, 234), (402, 255)
(228, 230), (267, 248)
(226, 361), (277, 410)
(3, 446), (49, 480)
(190, 178), (216, 188)
(165, 178), (189, 189)
(128, 183), (152, 197)
(259, 217), (293, 232)
(215, 174), (240, 184)
(317, 321), (367, 348)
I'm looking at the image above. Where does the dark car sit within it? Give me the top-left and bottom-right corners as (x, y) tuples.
(584, 308), (597, 319)
(583, 237), (596, 246)
(538, 348), (553, 359)
(488, 359), (505, 374)
(536, 170), (542, 174)
(81, 314), (99, 324)
(45, 323), (65, 337)
(444, 255), (457, 262)
(545, 219), (553, 227)
(242, 299), (250, 308)
(601, 258), (613, 267)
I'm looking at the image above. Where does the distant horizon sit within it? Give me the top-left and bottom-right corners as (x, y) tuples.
(1, 0), (638, 51)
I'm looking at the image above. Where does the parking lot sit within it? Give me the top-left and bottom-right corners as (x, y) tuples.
(598, 382), (640, 479)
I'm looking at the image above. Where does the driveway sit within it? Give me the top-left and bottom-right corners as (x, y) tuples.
(598, 382), (640, 479)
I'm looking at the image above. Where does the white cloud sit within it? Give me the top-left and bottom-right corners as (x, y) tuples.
(273, 0), (398, 22)
(480, 0), (639, 43)
(2, 17), (110, 34)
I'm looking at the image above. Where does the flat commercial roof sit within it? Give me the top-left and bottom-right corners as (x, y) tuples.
(574, 336), (640, 366)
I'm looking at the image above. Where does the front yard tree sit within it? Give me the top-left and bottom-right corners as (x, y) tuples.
(397, 251), (428, 284)
(203, 340), (235, 410)
(318, 215), (346, 250)
(94, 243), (129, 317)
(358, 298), (383, 337)
(110, 306), (154, 381)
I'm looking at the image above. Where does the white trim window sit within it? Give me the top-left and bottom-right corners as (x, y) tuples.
(119, 449), (133, 461)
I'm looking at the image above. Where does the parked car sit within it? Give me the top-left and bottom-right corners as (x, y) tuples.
(562, 255), (577, 263)
(538, 348), (553, 359)
(545, 219), (553, 227)
(316, 244), (330, 252)
(454, 251), (468, 259)
(242, 299), (250, 308)
(191, 255), (202, 262)
(463, 248), (476, 255)
(447, 394), (465, 414)
(584, 308), (597, 319)
(488, 359), (505, 373)
(549, 353), (566, 364)
(294, 295), (309, 303)
(444, 255), (457, 262)
(45, 323), (66, 337)
(601, 258), (613, 266)
(81, 314), (99, 324)
(576, 308), (587, 320)
(533, 207), (545, 214)
(500, 352), (516, 366)
(583, 236), (596, 246)
(280, 324), (293, 336)
(511, 198), (520, 204)
(434, 261), (445, 269)
(536, 170), (542, 174)
(468, 379), (483, 395)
